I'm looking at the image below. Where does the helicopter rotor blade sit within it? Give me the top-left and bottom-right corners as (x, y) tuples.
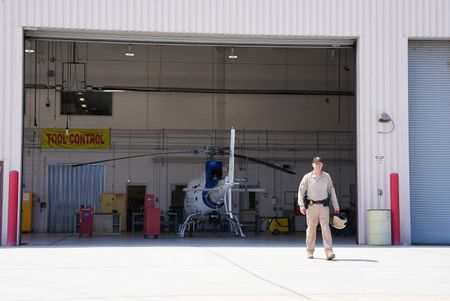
(71, 150), (199, 167)
(221, 151), (296, 175)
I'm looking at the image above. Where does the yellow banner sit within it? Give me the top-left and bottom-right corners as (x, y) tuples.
(41, 128), (110, 149)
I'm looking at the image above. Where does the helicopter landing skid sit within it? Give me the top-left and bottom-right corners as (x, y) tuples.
(178, 212), (246, 238)
(225, 213), (246, 238)
(178, 212), (201, 237)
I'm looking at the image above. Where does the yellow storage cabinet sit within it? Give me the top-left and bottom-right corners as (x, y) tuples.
(100, 193), (127, 231)
(22, 192), (33, 232)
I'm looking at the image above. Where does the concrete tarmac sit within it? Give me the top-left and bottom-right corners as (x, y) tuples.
(1, 233), (450, 301)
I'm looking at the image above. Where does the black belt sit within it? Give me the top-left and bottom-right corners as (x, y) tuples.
(308, 200), (324, 205)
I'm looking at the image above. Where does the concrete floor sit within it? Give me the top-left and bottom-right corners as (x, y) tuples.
(1, 232), (450, 301)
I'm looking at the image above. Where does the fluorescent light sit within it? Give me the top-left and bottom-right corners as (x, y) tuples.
(102, 89), (126, 92)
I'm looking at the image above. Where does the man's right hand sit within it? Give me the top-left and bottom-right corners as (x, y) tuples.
(300, 205), (306, 215)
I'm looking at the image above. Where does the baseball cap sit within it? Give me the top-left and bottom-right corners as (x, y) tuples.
(312, 156), (323, 164)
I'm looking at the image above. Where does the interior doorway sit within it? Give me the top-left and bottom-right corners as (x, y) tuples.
(170, 184), (186, 221)
(126, 185), (146, 232)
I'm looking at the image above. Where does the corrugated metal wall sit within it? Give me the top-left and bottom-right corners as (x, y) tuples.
(47, 164), (104, 233)
(1, 0), (450, 245)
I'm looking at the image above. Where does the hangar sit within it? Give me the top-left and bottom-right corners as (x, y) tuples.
(1, 0), (450, 246)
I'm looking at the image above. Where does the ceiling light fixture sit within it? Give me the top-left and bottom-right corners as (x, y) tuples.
(228, 47), (238, 59)
(25, 40), (35, 53)
(79, 97), (85, 101)
(125, 44), (135, 57)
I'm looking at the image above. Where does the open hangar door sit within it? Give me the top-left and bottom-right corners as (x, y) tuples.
(21, 36), (356, 242)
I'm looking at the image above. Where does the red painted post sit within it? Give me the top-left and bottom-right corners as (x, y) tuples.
(7, 170), (19, 246)
(390, 173), (400, 245)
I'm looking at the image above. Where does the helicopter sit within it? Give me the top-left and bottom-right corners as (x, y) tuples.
(72, 127), (296, 237)
(178, 128), (240, 237)
(177, 128), (296, 237)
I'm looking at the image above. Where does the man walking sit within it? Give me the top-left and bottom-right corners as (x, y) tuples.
(298, 157), (340, 260)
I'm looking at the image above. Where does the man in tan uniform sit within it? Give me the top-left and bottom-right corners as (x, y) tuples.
(298, 157), (340, 260)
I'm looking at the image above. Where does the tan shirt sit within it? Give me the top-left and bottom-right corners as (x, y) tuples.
(297, 171), (339, 209)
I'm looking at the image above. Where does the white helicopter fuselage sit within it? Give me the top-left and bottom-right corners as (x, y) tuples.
(184, 173), (232, 217)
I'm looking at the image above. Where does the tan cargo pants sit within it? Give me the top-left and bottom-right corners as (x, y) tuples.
(306, 203), (333, 255)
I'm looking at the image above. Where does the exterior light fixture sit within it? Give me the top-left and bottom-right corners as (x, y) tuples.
(378, 112), (391, 123)
(25, 40), (35, 53)
(378, 112), (395, 134)
(228, 47), (238, 59)
(125, 44), (135, 57)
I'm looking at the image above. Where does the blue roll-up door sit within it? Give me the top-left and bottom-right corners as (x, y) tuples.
(409, 41), (450, 244)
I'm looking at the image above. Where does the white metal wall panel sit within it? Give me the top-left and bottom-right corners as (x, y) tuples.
(407, 0), (450, 38)
(16, 0), (362, 37)
(409, 41), (450, 244)
(2, 0), (450, 244)
(1, 1), (25, 246)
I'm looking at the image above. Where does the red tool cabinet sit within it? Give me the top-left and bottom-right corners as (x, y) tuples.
(144, 194), (160, 238)
(79, 208), (94, 237)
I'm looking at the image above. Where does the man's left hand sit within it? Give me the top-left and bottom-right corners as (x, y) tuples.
(335, 208), (340, 214)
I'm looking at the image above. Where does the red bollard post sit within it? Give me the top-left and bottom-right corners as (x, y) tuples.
(7, 170), (19, 246)
(390, 173), (400, 245)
